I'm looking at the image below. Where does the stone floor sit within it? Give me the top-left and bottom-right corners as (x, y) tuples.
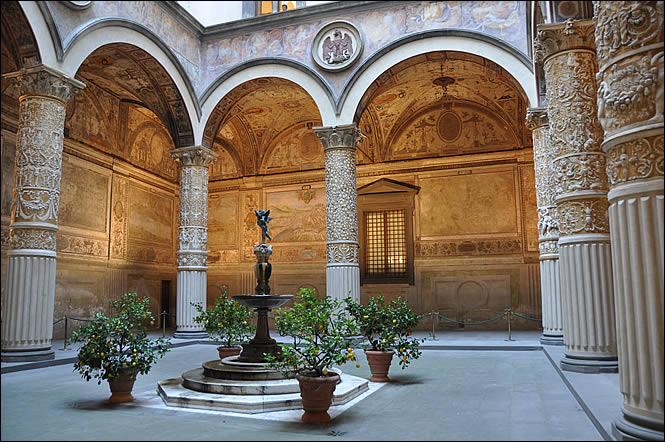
(1, 330), (622, 441)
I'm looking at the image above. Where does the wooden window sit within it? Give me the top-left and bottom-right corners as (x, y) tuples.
(365, 209), (407, 278)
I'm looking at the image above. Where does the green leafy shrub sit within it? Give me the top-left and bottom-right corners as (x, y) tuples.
(68, 292), (171, 384)
(344, 295), (423, 369)
(265, 288), (359, 377)
(192, 287), (255, 347)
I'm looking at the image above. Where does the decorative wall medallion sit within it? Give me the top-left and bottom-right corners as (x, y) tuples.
(312, 21), (362, 71)
(437, 111), (462, 142)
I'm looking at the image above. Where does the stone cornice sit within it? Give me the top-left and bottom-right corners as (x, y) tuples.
(534, 19), (596, 63)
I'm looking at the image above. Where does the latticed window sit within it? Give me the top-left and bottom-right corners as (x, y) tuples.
(364, 209), (408, 278)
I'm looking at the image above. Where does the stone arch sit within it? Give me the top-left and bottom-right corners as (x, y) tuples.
(200, 60), (335, 146)
(58, 21), (198, 146)
(1, 1), (41, 71)
(338, 30), (537, 124)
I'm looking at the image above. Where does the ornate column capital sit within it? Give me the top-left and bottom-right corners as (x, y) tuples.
(313, 124), (361, 150)
(526, 107), (549, 130)
(2, 64), (85, 103)
(535, 19), (596, 63)
(170, 145), (218, 167)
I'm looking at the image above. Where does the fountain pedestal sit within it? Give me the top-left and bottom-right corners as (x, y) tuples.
(233, 295), (292, 362)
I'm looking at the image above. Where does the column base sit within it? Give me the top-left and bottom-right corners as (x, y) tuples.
(613, 409), (664, 441)
(173, 330), (208, 339)
(540, 333), (565, 346)
(560, 354), (618, 373)
(1, 347), (55, 362)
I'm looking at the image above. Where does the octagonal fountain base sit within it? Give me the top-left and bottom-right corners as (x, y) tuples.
(157, 357), (369, 414)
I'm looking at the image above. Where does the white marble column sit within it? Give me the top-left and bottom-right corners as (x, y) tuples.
(594, 2), (664, 439)
(170, 146), (217, 339)
(313, 124), (362, 303)
(1, 65), (84, 362)
(536, 19), (618, 373)
(526, 108), (564, 346)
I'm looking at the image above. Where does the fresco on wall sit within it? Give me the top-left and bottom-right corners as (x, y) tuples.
(389, 104), (518, 160)
(1, 134), (15, 219)
(125, 104), (177, 182)
(419, 171), (517, 236)
(210, 141), (241, 180)
(59, 157), (109, 233)
(127, 184), (173, 246)
(202, 1), (528, 94)
(208, 194), (238, 247)
(266, 189), (326, 243)
(520, 166), (539, 252)
(65, 82), (119, 152)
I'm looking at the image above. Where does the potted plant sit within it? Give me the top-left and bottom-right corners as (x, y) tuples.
(192, 287), (255, 360)
(68, 292), (171, 403)
(265, 288), (359, 424)
(344, 295), (422, 382)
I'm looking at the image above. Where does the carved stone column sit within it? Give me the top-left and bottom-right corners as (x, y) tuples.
(594, 2), (664, 439)
(170, 146), (217, 339)
(313, 124), (362, 303)
(536, 19), (618, 373)
(526, 108), (564, 346)
(1, 65), (84, 362)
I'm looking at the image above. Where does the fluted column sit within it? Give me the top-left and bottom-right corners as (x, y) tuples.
(170, 146), (217, 339)
(314, 124), (362, 303)
(536, 19), (618, 373)
(526, 108), (564, 346)
(594, 2), (664, 439)
(1, 65), (84, 362)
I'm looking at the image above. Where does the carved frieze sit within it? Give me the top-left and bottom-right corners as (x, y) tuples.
(606, 134), (664, 187)
(552, 152), (608, 195)
(539, 239), (559, 256)
(557, 198), (610, 235)
(537, 206), (559, 240)
(56, 233), (107, 257)
(525, 108), (549, 130)
(177, 252), (207, 267)
(327, 242), (359, 264)
(323, 147), (358, 243)
(9, 228), (56, 251)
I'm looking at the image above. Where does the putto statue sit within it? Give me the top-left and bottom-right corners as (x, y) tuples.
(254, 209), (272, 244)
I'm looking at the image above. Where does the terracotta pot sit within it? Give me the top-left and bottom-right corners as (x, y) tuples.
(296, 373), (340, 424)
(364, 349), (395, 382)
(217, 345), (242, 360)
(107, 366), (139, 403)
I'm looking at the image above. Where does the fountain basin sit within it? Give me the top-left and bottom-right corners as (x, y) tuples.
(233, 294), (293, 310)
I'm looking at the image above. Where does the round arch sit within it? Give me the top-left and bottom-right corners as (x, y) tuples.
(338, 30), (538, 124)
(16, 1), (54, 65)
(199, 60), (336, 145)
(57, 22), (199, 140)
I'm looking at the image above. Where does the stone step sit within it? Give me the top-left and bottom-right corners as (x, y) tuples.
(182, 368), (301, 395)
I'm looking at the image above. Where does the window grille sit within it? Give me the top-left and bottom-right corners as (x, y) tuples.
(364, 209), (407, 278)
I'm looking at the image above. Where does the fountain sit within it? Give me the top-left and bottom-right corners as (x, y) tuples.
(157, 210), (369, 414)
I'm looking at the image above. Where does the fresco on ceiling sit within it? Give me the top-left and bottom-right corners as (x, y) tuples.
(59, 157), (109, 233)
(388, 103), (518, 160)
(202, 1), (527, 93)
(48, 0), (200, 91)
(418, 171), (517, 237)
(210, 142), (241, 180)
(266, 189), (326, 243)
(125, 104), (177, 182)
(65, 81), (119, 152)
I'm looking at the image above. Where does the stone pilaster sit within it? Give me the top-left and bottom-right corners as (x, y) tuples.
(526, 108), (564, 346)
(170, 146), (217, 339)
(1, 65), (84, 362)
(536, 19), (618, 373)
(594, 2), (664, 439)
(313, 124), (362, 303)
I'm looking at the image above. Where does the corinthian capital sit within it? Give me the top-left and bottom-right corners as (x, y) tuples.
(526, 107), (549, 130)
(313, 124), (361, 150)
(535, 19), (596, 63)
(2, 64), (85, 103)
(170, 145), (218, 167)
